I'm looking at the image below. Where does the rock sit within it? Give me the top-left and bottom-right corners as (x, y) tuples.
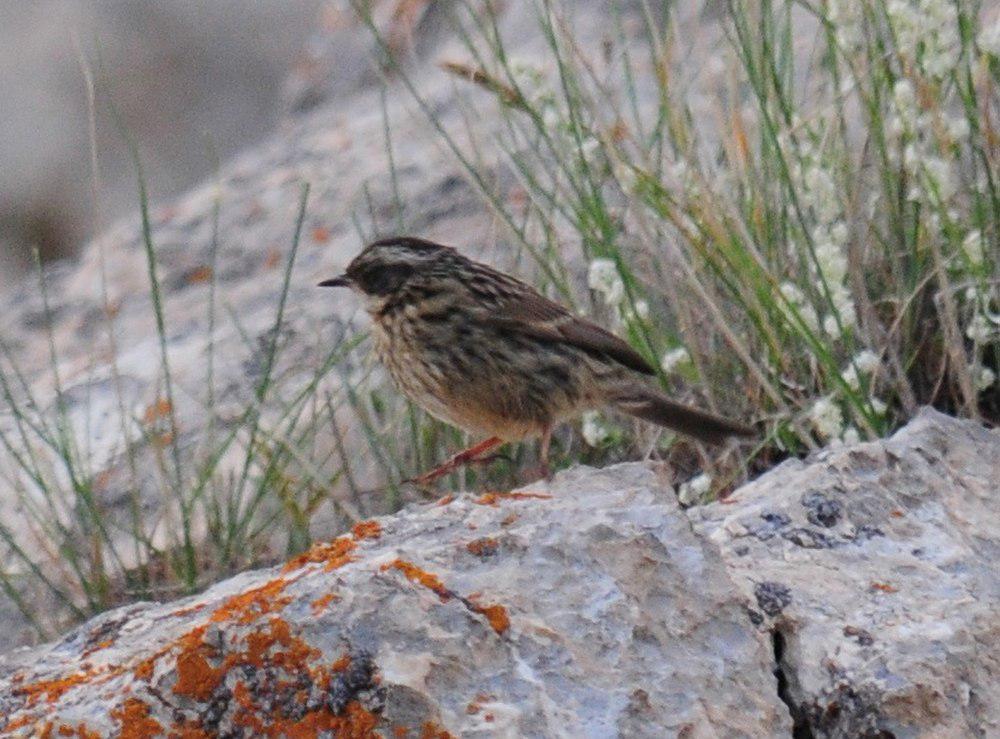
(691, 408), (1000, 737)
(1, 409), (996, 737)
(0, 464), (789, 737)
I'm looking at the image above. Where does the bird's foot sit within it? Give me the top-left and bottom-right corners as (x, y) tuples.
(406, 437), (504, 487)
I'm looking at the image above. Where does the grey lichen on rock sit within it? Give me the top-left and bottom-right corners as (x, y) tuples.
(691, 407), (1000, 738)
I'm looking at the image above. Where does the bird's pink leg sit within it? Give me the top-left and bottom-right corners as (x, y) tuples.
(409, 436), (504, 486)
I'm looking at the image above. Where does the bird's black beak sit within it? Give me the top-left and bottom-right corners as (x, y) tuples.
(318, 275), (350, 288)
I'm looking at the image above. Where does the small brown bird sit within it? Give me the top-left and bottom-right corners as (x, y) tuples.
(320, 236), (752, 484)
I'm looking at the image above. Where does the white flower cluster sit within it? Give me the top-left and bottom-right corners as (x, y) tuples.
(841, 349), (881, 390)
(888, 79), (962, 207)
(962, 229), (986, 266)
(808, 396), (843, 440)
(587, 258), (650, 328)
(587, 258), (625, 307)
(976, 367), (997, 391)
(509, 59), (556, 113)
(779, 124), (857, 337)
(677, 472), (712, 506)
(779, 282), (819, 333)
(980, 15), (1000, 57)
(887, 0), (960, 79)
(581, 411), (612, 447)
(827, 0), (865, 55)
(660, 347), (691, 374)
(507, 59), (605, 174)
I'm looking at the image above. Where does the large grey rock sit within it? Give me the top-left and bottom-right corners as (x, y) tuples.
(691, 408), (1000, 737)
(0, 463), (789, 737)
(0, 410), (996, 737)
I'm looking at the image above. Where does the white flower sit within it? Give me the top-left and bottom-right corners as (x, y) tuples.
(869, 397), (888, 415)
(947, 116), (970, 141)
(962, 230), (985, 266)
(780, 282), (820, 332)
(842, 427), (861, 445)
(975, 367), (997, 391)
(678, 472), (712, 505)
(893, 79), (917, 115)
(842, 350), (881, 389)
(854, 350), (881, 374)
(966, 313), (997, 343)
(613, 161), (638, 193)
(923, 156), (956, 201)
(979, 18), (1000, 56)
(823, 284), (857, 336)
(509, 60), (555, 110)
(581, 411), (611, 447)
(660, 347), (691, 374)
(587, 258), (625, 306)
(809, 396), (844, 440)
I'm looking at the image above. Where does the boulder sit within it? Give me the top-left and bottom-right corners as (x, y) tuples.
(0, 464), (788, 737)
(0, 409), (996, 737)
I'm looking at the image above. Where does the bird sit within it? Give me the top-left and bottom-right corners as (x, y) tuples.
(319, 236), (753, 484)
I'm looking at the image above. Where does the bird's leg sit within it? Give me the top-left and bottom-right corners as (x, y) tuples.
(538, 426), (553, 480)
(408, 436), (504, 487)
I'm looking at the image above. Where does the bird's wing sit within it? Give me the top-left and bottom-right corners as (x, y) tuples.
(481, 280), (656, 376)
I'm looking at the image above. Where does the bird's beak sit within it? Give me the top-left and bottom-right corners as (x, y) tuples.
(318, 275), (350, 288)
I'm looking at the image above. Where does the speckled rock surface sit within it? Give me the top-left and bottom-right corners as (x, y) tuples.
(0, 463), (789, 737)
(1, 410), (996, 737)
(690, 408), (1000, 738)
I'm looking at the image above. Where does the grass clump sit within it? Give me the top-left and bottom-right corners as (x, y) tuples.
(358, 0), (998, 491)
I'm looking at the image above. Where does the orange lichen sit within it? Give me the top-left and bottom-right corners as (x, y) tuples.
(311, 226), (332, 243)
(210, 577), (292, 624)
(169, 726), (212, 739)
(231, 690), (379, 738)
(111, 698), (163, 739)
(172, 603), (206, 618)
(143, 398), (172, 424)
(420, 722), (456, 739)
(310, 592), (339, 615)
(474, 491), (551, 506)
(283, 536), (356, 573)
(13, 667), (97, 705)
(81, 639), (113, 658)
(382, 559), (452, 602)
(186, 266), (214, 284)
(133, 656), (156, 681)
(172, 626), (224, 701)
(352, 520), (382, 540)
(465, 537), (498, 557)
(870, 581), (898, 593)
(472, 603), (510, 635)
(263, 248), (282, 269)
(500, 513), (518, 526)
(4, 716), (35, 732)
(435, 495), (455, 506)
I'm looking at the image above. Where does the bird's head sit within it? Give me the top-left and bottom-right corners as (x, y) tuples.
(318, 237), (452, 306)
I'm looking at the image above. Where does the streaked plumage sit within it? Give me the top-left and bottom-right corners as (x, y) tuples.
(320, 236), (752, 480)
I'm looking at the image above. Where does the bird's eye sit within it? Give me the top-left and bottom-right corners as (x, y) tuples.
(357, 263), (414, 295)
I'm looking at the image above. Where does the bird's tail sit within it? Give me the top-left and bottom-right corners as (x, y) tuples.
(609, 385), (754, 445)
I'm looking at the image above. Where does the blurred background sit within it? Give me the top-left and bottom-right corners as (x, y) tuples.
(0, 0), (327, 285)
